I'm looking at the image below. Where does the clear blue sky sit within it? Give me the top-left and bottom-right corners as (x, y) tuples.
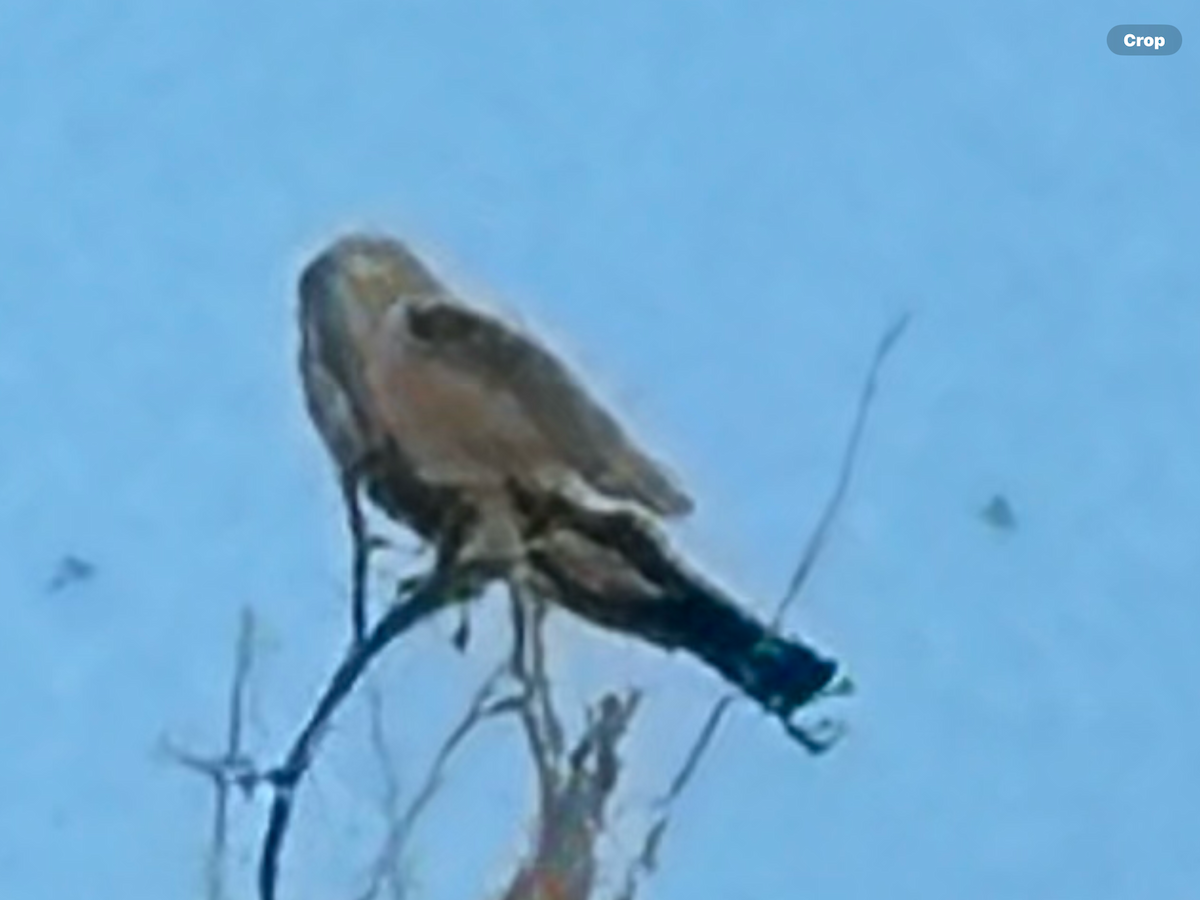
(1, 2), (1196, 898)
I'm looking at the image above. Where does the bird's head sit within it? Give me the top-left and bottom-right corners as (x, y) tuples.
(299, 233), (443, 326)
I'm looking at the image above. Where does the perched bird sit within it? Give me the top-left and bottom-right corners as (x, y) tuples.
(298, 233), (840, 729)
(299, 234), (691, 569)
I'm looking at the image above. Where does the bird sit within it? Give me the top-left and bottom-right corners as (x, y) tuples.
(298, 234), (691, 571)
(297, 232), (841, 733)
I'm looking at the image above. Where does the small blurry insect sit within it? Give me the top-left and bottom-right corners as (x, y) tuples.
(46, 554), (97, 593)
(979, 494), (1017, 532)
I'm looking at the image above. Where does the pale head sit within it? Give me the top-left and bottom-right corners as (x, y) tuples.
(299, 233), (443, 325)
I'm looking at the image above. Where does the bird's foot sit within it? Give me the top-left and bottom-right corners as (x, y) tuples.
(752, 651), (852, 754)
(820, 672), (856, 698)
(780, 715), (847, 755)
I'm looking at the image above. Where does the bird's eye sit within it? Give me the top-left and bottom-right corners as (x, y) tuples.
(407, 304), (472, 343)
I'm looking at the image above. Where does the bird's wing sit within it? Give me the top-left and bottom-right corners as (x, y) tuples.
(400, 297), (693, 518)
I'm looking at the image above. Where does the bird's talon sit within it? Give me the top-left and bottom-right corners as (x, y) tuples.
(821, 673), (856, 698)
(782, 715), (846, 754)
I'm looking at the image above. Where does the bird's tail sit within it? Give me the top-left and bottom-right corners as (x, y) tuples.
(635, 581), (839, 719)
(523, 501), (839, 720)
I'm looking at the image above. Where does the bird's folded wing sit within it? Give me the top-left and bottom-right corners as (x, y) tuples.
(403, 298), (693, 517)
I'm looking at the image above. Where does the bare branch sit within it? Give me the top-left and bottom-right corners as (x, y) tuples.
(258, 567), (466, 900)
(357, 684), (408, 900)
(355, 661), (510, 900)
(660, 694), (735, 808)
(502, 689), (641, 900)
(526, 597), (566, 764)
(161, 607), (258, 900)
(776, 311), (911, 623)
(507, 584), (567, 815)
(619, 313), (911, 897)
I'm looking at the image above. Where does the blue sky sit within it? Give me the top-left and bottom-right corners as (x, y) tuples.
(1, 2), (1197, 898)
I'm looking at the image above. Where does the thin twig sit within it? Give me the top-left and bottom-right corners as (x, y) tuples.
(365, 685), (403, 839)
(775, 312), (911, 623)
(211, 608), (257, 899)
(358, 684), (407, 900)
(659, 695), (735, 808)
(502, 687), (640, 900)
(507, 580), (566, 814)
(161, 607), (258, 900)
(526, 594), (566, 765)
(618, 313), (911, 899)
(355, 661), (511, 900)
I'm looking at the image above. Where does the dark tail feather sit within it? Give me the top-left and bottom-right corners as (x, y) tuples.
(523, 500), (839, 719)
(649, 589), (838, 718)
(596, 571), (838, 717)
